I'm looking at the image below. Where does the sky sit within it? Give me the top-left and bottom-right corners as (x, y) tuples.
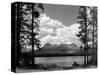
(43, 4), (79, 26)
(39, 3), (82, 47)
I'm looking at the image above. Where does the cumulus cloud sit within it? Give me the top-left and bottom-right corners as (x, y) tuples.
(39, 14), (81, 47)
(40, 14), (64, 29)
(40, 28), (54, 35)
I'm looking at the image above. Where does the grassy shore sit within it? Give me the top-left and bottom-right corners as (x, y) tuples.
(16, 63), (97, 73)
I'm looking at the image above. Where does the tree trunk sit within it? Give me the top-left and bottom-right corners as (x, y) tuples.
(17, 3), (21, 67)
(84, 7), (88, 65)
(31, 4), (35, 66)
(92, 9), (95, 63)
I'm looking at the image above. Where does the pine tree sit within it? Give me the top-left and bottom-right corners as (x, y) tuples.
(76, 6), (88, 65)
(77, 6), (97, 65)
(16, 2), (44, 67)
(88, 7), (97, 65)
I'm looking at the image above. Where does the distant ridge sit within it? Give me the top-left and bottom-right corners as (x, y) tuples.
(43, 43), (78, 50)
(34, 43), (79, 55)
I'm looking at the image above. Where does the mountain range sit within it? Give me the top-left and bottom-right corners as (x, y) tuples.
(43, 43), (78, 50)
(34, 43), (79, 55)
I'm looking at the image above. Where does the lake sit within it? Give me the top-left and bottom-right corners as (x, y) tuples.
(35, 56), (92, 67)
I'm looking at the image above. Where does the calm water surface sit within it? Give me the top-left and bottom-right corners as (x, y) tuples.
(35, 56), (92, 67)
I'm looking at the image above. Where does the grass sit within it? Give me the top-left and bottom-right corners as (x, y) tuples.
(16, 63), (97, 73)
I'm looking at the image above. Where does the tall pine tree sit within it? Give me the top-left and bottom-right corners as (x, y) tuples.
(88, 7), (97, 65)
(16, 2), (44, 67)
(77, 6), (88, 65)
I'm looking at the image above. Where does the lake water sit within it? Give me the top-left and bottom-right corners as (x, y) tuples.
(35, 56), (92, 67)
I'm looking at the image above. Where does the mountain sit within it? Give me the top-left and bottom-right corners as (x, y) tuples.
(66, 43), (78, 49)
(43, 43), (78, 50)
(34, 43), (79, 55)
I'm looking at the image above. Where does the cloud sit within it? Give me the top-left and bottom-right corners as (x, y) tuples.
(39, 14), (81, 47)
(40, 14), (64, 29)
(39, 28), (56, 38)
(40, 28), (54, 35)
